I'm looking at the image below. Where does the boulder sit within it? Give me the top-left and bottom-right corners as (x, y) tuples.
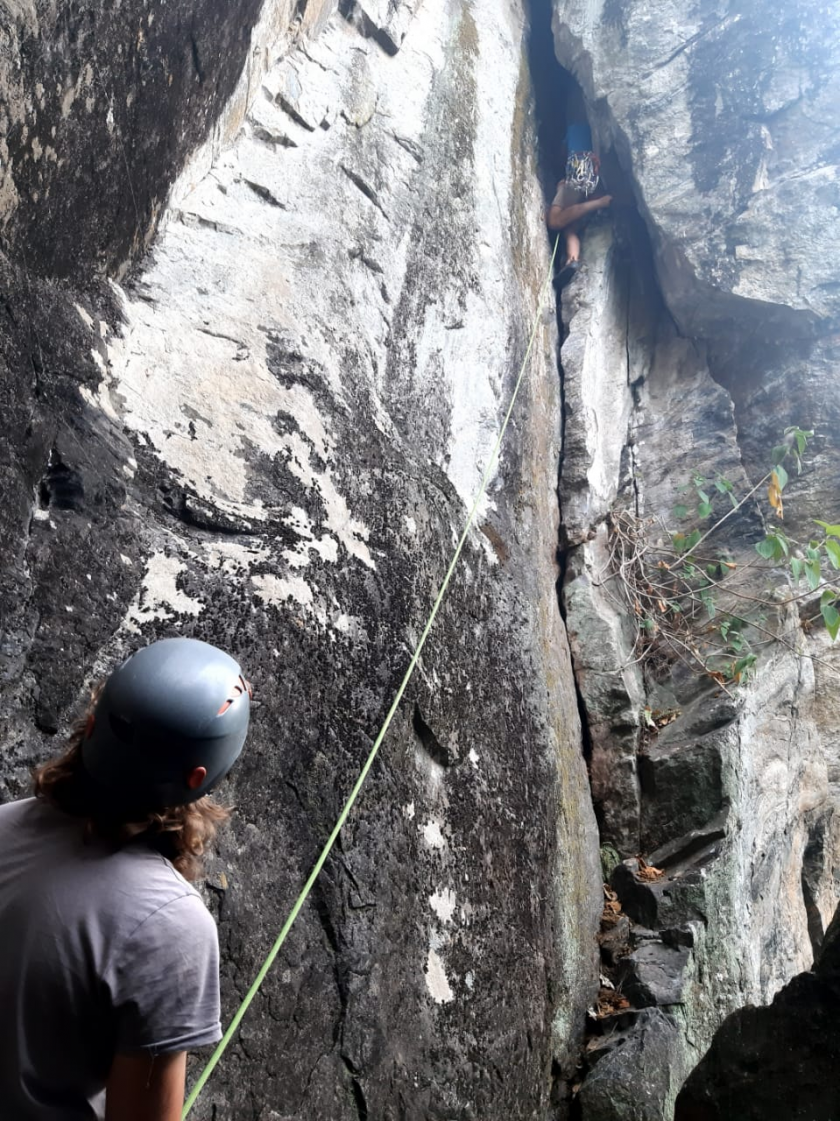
(675, 902), (840, 1120)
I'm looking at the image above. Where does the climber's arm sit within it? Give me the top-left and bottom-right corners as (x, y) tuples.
(547, 195), (613, 230)
(105, 1052), (187, 1121)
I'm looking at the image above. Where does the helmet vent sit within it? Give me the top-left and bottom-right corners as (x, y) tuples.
(217, 676), (251, 716)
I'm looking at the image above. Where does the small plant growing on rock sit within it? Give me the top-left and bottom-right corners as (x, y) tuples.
(606, 428), (840, 687)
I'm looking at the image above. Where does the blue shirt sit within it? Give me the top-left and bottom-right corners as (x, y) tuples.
(566, 122), (593, 153)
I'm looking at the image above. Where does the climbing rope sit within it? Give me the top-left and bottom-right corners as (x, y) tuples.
(181, 233), (561, 1119)
(565, 150), (600, 197)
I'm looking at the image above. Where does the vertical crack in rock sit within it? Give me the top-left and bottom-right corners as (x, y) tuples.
(412, 704), (452, 768)
(1, 0), (601, 1115)
(545, 1), (840, 1116)
(526, 0), (603, 1106)
(341, 1054), (369, 1121)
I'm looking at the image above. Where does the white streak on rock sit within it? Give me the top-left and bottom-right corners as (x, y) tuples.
(425, 947), (454, 1004)
(106, 305), (373, 568)
(421, 819), (446, 849)
(429, 887), (457, 924)
(252, 572), (314, 608)
(200, 539), (270, 574)
(125, 553), (203, 631)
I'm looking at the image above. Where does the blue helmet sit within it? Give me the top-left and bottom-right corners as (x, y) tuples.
(82, 638), (251, 810)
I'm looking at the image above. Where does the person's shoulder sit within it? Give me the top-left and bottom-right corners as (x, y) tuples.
(116, 848), (206, 929)
(127, 880), (218, 955)
(0, 795), (37, 818)
(0, 795), (67, 833)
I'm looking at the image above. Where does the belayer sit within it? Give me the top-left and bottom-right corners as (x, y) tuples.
(546, 119), (612, 277)
(0, 637), (252, 1120)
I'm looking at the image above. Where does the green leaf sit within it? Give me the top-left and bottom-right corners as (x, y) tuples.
(729, 632), (745, 653)
(790, 557), (804, 584)
(728, 491), (739, 508)
(698, 502), (713, 518)
(673, 504), (689, 519)
(789, 428), (813, 455)
(685, 529), (701, 552)
(720, 620), (730, 641)
(714, 476), (733, 493)
(807, 545), (821, 563)
(733, 654), (757, 679)
(696, 489), (710, 504)
(820, 590), (836, 606)
(772, 445), (788, 465)
(756, 538), (776, 560)
(668, 601), (682, 614)
(774, 464), (789, 491)
(815, 521), (840, 537)
(806, 558), (821, 591)
(641, 617), (655, 632)
(821, 603), (840, 641)
(775, 532), (790, 557)
(699, 588), (716, 619)
(826, 540), (840, 570)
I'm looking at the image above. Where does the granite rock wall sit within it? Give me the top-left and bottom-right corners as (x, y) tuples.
(1, 0), (839, 1115)
(0, 0), (602, 1117)
(552, 0), (840, 1115)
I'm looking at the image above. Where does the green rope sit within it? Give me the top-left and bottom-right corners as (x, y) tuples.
(182, 233), (560, 1118)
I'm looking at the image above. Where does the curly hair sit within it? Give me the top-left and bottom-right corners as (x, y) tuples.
(33, 695), (230, 881)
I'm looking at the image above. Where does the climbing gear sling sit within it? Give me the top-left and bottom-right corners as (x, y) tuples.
(565, 150), (600, 197)
(181, 233), (561, 1119)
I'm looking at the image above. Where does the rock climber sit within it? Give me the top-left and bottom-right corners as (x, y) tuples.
(0, 637), (252, 1121)
(546, 118), (612, 276)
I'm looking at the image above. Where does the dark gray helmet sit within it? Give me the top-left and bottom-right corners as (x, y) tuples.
(81, 637), (251, 810)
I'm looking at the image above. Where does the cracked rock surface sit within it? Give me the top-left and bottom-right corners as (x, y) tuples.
(553, 0), (840, 340)
(1, 0), (839, 1116)
(0, 0), (601, 1117)
(553, 0), (840, 1116)
(675, 904), (840, 1120)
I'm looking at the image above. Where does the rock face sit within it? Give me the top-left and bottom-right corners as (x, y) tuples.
(552, 0), (840, 1116)
(0, 0), (333, 277)
(1, 0), (839, 1116)
(554, 0), (840, 341)
(0, 0), (601, 1118)
(674, 902), (840, 1120)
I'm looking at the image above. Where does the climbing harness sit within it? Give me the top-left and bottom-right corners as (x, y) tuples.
(181, 234), (562, 1119)
(565, 150), (600, 197)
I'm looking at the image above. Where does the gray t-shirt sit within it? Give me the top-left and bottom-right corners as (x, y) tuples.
(0, 797), (222, 1119)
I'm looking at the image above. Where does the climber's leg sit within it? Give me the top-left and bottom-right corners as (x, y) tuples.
(565, 223), (582, 264)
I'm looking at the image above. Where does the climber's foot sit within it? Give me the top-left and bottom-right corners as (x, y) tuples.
(557, 259), (581, 283)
